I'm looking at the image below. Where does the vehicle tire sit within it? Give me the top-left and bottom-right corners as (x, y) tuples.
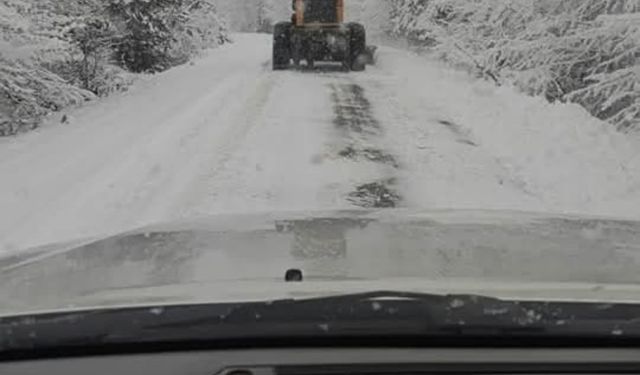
(348, 23), (366, 72)
(273, 22), (291, 70)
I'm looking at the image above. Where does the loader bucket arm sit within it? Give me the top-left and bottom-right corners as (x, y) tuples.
(337, 0), (344, 23)
(295, 0), (304, 26)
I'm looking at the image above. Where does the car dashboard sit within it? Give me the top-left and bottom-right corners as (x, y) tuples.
(2, 348), (640, 375)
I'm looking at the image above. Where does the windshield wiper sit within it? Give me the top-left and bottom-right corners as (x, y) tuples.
(3, 291), (640, 359)
(143, 291), (548, 334)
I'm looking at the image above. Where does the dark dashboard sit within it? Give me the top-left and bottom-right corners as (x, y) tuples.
(2, 348), (640, 375)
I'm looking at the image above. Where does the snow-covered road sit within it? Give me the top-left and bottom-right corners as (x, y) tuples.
(2, 33), (640, 252)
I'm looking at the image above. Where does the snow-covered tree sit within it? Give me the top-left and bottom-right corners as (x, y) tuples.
(389, 0), (640, 131)
(347, 0), (393, 37)
(1, 0), (228, 136)
(213, 0), (289, 33)
(1, 0), (97, 135)
(0, 57), (95, 136)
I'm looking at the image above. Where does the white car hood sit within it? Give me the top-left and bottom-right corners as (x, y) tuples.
(69, 278), (640, 312)
(2, 209), (640, 317)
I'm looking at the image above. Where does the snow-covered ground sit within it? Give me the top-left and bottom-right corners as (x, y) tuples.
(2, 33), (640, 253)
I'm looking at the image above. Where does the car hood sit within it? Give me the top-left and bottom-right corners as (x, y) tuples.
(2, 209), (640, 317)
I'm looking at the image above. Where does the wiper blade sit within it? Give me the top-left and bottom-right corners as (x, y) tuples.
(3, 291), (640, 358)
(294, 291), (548, 325)
(119, 291), (561, 338)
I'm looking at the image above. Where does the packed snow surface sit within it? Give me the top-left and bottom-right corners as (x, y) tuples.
(2, 34), (640, 253)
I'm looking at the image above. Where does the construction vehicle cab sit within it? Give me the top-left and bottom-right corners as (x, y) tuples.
(273, 0), (367, 71)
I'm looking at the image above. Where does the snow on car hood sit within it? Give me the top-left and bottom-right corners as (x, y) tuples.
(2, 209), (640, 317)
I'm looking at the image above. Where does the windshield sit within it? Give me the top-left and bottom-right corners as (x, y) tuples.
(1, 0), (640, 317)
(303, 0), (338, 23)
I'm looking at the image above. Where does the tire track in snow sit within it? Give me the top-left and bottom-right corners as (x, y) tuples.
(433, 117), (539, 197)
(327, 82), (402, 208)
(189, 70), (343, 213)
(144, 72), (278, 220)
(0, 36), (275, 251)
(356, 60), (546, 212)
(0, 71), (249, 250)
